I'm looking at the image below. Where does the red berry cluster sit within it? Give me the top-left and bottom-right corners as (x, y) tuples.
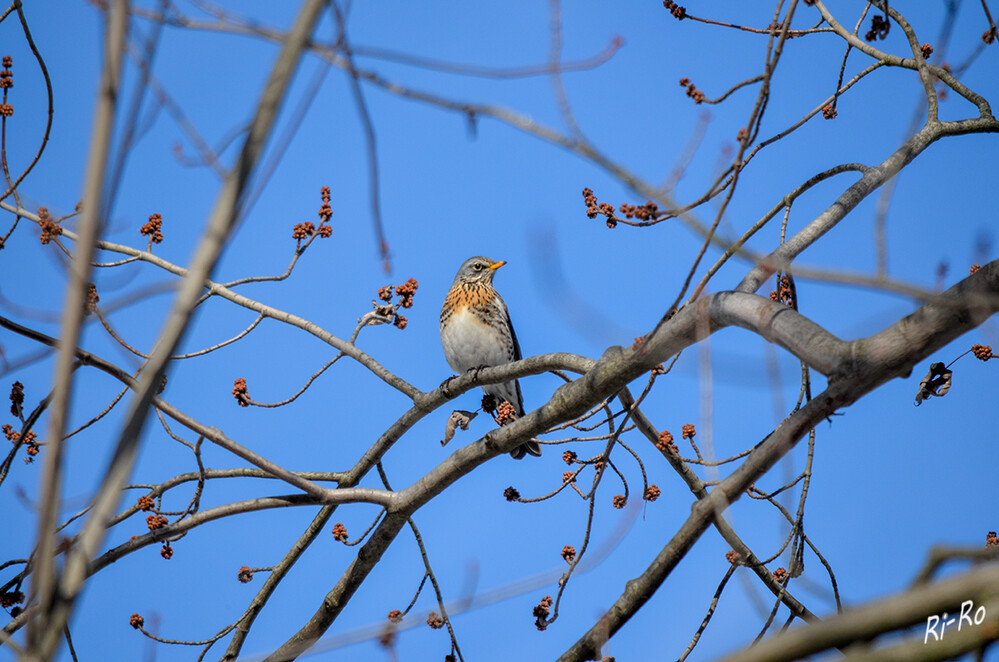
(38, 207), (62, 245)
(619, 201), (658, 221)
(495, 400), (516, 425)
(85, 283), (99, 315)
(0, 55), (12, 91)
(24, 431), (39, 458)
(395, 278), (418, 308)
(292, 221), (315, 239)
(146, 514), (168, 530)
(2, 423), (18, 442)
(293, 186), (335, 239)
(679, 77), (705, 104)
(581, 188), (617, 227)
(318, 186), (333, 227)
(232, 378), (250, 407)
(972, 344), (994, 361)
(140, 213), (164, 244)
(0, 590), (24, 608)
(657, 430), (678, 455)
(331, 522), (348, 542)
(769, 274), (794, 306)
(533, 595), (553, 630)
(663, 0), (686, 19)
(373, 278), (418, 330)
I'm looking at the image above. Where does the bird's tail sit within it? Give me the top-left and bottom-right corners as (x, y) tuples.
(510, 439), (542, 460)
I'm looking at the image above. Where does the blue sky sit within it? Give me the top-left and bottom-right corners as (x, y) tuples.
(1, 1), (997, 660)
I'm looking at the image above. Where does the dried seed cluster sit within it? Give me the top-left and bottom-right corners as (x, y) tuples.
(9, 381), (23, 416)
(865, 14), (889, 41)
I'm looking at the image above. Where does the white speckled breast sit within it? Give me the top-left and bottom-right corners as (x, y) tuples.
(441, 307), (510, 374)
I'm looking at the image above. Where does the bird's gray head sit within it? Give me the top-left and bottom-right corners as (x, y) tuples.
(452, 256), (506, 285)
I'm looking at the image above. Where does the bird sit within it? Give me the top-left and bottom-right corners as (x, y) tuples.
(440, 256), (541, 459)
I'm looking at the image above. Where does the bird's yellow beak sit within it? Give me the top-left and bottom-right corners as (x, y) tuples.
(489, 260), (506, 270)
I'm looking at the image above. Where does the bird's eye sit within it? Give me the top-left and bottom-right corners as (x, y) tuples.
(473, 263), (483, 271)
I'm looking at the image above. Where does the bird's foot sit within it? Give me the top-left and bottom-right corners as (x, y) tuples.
(440, 375), (458, 399)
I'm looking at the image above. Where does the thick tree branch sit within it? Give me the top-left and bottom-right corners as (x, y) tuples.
(30, 1), (128, 656)
(266, 261), (999, 660)
(718, 562), (999, 662)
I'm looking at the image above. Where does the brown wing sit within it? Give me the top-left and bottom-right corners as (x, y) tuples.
(505, 304), (525, 416)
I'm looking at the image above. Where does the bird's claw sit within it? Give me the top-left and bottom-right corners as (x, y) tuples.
(440, 375), (457, 399)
